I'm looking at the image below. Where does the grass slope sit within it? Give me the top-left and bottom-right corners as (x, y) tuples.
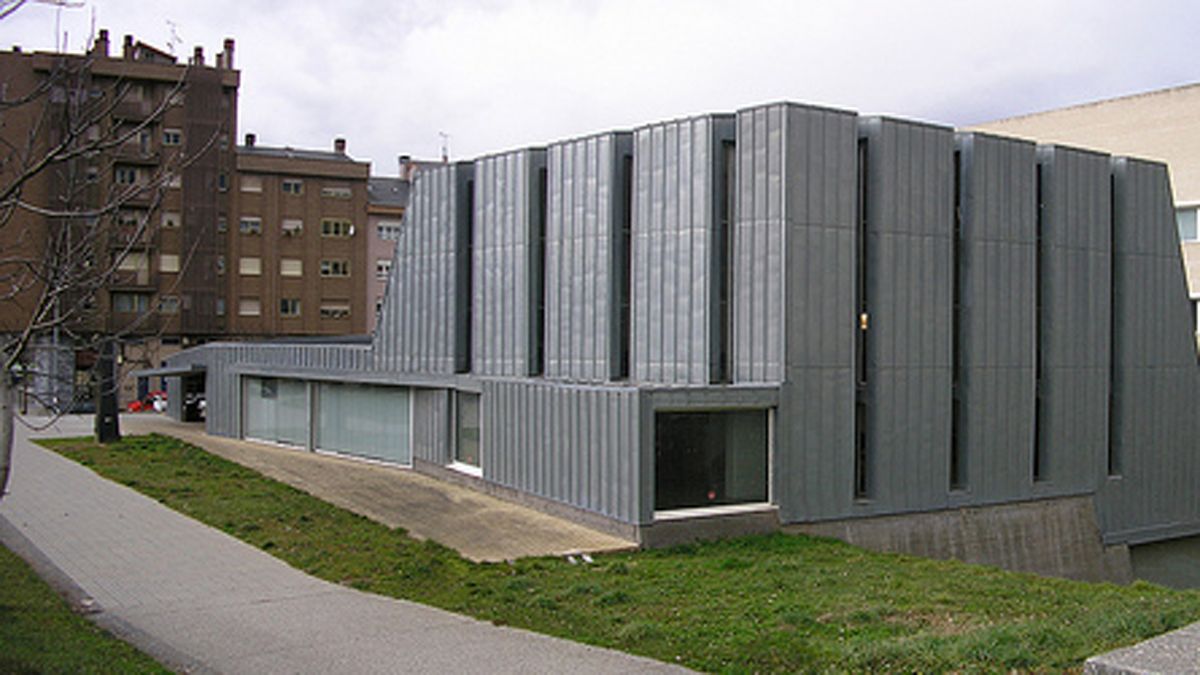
(45, 434), (1200, 673)
(0, 539), (168, 673)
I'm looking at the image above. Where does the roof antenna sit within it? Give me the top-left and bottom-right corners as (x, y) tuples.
(439, 131), (449, 164)
(165, 19), (181, 55)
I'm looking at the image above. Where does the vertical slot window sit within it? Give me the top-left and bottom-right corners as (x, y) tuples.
(950, 148), (966, 490)
(615, 153), (633, 379)
(530, 167), (547, 376)
(712, 140), (735, 384)
(1107, 173), (1121, 477)
(457, 178), (475, 373)
(1033, 162), (1047, 483)
(854, 137), (871, 499)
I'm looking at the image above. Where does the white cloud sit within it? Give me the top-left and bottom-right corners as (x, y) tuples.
(2, 0), (1196, 174)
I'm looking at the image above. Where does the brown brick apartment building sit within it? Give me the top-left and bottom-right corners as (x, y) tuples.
(2, 31), (388, 410)
(0, 30), (238, 409)
(229, 135), (370, 337)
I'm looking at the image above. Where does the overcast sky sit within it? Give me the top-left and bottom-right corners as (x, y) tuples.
(3, 0), (1196, 176)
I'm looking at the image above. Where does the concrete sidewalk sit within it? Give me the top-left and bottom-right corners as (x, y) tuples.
(117, 415), (634, 562)
(0, 415), (688, 674)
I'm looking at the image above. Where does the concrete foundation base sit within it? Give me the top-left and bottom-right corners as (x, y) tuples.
(411, 458), (640, 543)
(639, 507), (780, 548)
(786, 496), (1132, 584)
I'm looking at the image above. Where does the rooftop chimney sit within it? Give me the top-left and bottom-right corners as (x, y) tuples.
(244, 133), (256, 147)
(123, 34), (133, 60)
(334, 138), (346, 154)
(399, 155), (415, 181)
(222, 38), (235, 69)
(92, 29), (109, 57)
(192, 46), (204, 66)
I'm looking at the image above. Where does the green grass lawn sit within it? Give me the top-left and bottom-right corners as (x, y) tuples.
(44, 434), (1200, 673)
(0, 538), (168, 673)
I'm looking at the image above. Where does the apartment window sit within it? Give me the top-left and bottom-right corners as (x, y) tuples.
(215, 298), (226, 316)
(319, 301), (351, 319)
(115, 166), (138, 185)
(376, 259), (392, 280)
(166, 173), (182, 189)
(282, 179), (303, 195)
(159, 295), (180, 314)
(161, 211), (181, 229)
(239, 217), (262, 235)
(162, 128), (182, 146)
(281, 219), (303, 237)
(321, 218), (354, 237)
(238, 297), (261, 316)
(320, 259), (350, 277)
(240, 175), (263, 193)
(85, 165), (99, 182)
(1178, 207), (1198, 242)
(159, 253), (180, 273)
(239, 257), (262, 276)
(216, 255), (226, 275)
(377, 221), (403, 241)
(279, 298), (301, 317)
(117, 211), (140, 227)
(375, 297), (384, 315)
(280, 258), (303, 277)
(217, 216), (228, 233)
(218, 132), (228, 150)
(218, 172), (228, 191)
(112, 292), (150, 313)
(321, 185), (352, 199)
(116, 251), (148, 273)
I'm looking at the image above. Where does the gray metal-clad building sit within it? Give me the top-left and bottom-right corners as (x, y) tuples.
(163, 100), (1200, 577)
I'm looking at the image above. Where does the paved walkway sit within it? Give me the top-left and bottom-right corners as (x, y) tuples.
(1085, 622), (1200, 674)
(117, 415), (634, 562)
(0, 415), (687, 674)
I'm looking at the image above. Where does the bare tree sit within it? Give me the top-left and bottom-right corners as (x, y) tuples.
(0, 25), (231, 497)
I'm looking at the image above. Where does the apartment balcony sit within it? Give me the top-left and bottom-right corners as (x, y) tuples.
(109, 267), (157, 290)
(114, 145), (161, 165)
(108, 227), (156, 251)
(112, 99), (155, 121)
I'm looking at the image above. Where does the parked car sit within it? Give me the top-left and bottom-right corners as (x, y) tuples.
(128, 390), (167, 413)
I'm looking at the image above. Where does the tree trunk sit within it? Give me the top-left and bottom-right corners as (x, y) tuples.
(95, 339), (120, 444)
(0, 373), (13, 500)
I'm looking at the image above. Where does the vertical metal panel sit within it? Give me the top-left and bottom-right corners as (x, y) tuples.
(632, 114), (733, 384)
(481, 379), (642, 523)
(373, 163), (471, 374)
(736, 103), (859, 521)
(1036, 146), (1111, 494)
(544, 132), (633, 381)
(1100, 158), (1200, 541)
(733, 105), (784, 382)
(956, 133), (1038, 502)
(472, 149), (547, 376)
(411, 388), (450, 464)
(855, 117), (955, 514)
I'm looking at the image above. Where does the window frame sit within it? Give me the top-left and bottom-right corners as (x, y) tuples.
(279, 297), (301, 317)
(239, 217), (262, 235)
(321, 218), (355, 238)
(239, 256), (262, 276)
(319, 259), (351, 277)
